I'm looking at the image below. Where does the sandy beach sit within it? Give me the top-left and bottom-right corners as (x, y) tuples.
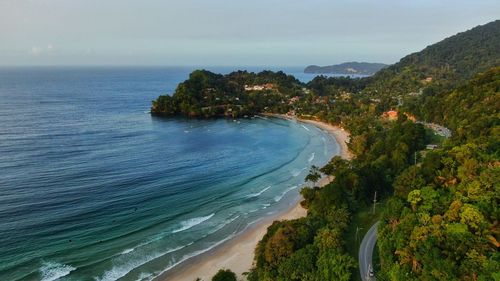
(159, 115), (351, 281)
(297, 118), (353, 161)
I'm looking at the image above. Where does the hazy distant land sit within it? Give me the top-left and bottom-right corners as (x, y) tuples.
(304, 62), (387, 75)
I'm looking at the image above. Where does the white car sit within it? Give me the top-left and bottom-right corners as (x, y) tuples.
(368, 264), (374, 277)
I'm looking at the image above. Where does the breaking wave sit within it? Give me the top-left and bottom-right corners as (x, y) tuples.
(291, 167), (307, 177)
(39, 261), (76, 281)
(308, 152), (315, 162)
(246, 186), (271, 198)
(274, 185), (298, 202)
(157, 234), (236, 277)
(96, 245), (189, 281)
(171, 213), (215, 233)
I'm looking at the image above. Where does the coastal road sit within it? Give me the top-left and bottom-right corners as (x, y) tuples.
(359, 221), (379, 281)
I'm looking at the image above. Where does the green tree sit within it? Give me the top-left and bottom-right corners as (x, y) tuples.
(277, 245), (318, 281)
(316, 251), (357, 281)
(305, 165), (321, 186)
(212, 269), (237, 281)
(407, 190), (422, 211)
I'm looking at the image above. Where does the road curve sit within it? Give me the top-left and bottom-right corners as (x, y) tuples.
(359, 221), (379, 281)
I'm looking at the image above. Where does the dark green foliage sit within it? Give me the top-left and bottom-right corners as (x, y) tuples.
(377, 69), (499, 281)
(277, 245), (318, 281)
(151, 69), (303, 118)
(408, 67), (500, 147)
(249, 204), (354, 281)
(316, 250), (357, 281)
(307, 75), (368, 96)
(393, 20), (500, 79)
(369, 20), (500, 99)
(212, 269), (237, 281)
(305, 165), (321, 185)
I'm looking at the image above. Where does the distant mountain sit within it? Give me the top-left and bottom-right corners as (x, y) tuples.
(304, 62), (387, 75)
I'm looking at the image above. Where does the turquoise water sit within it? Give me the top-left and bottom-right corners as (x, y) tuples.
(0, 67), (339, 281)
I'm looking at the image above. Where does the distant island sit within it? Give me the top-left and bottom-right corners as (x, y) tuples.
(304, 62), (387, 75)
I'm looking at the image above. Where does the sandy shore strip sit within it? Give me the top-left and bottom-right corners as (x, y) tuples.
(159, 115), (351, 281)
(295, 117), (353, 161)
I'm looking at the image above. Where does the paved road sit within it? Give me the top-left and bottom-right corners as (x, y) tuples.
(359, 221), (379, 281)
(416, 121), (452, 138)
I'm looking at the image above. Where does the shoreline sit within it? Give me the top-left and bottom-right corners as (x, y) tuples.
(158, 115), (351, 281)
(263, 113), (352, 161)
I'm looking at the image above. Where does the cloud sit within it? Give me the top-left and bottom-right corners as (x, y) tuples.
(28, 44), (55, 55)
(29, 46), (42, 55)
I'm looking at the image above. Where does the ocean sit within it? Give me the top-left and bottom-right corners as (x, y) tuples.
(0, 66), (339, 281)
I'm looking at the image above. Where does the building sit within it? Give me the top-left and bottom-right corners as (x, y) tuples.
(244, 83), (275, 91)
(422, 77), (433, 84)
(382, 110), (398, 121)
(289, 96), (300, 104)
(244, 85), (264, 91)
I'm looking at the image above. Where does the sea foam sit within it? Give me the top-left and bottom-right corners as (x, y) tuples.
(121, 248), (134, 255)
(274, 185), (298, 202)
(171, 213), (215, 233)
(207, 214), (241, 235)
(246, 186), (271, 198)
(40, 261), (76, 281)
(291, 167), (307, 177)
(96, 245), (188, 281)
(156, 233), (236, 277)
(308, 152), (315, 162)
(136, 272), (153, 281)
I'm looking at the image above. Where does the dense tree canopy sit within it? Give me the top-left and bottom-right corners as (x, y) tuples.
(151, 70), (303, 118)
(377, 69), (499, 281)
(212, 269), (237, 281)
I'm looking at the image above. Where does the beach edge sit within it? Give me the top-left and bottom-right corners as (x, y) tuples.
(158, 115), (351, 281)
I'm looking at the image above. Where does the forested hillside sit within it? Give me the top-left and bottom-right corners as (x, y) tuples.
(377, 67), (499, 281)
(393, 20), (500, 79)
(247, 21), (499, 281)
(366, 20), (500, 99)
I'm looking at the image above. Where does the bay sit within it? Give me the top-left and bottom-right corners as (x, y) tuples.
(0, 67), (339, 281)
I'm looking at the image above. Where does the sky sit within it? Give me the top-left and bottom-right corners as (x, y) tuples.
(0, 0), (498, 66)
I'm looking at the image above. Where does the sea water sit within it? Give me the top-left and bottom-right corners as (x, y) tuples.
(0, 67), (339, 280)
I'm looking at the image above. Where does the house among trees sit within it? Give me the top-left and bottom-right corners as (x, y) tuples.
(244, 83), (275, 91)
(422, 76), (433, 84)
(289, 96), (300, 104)
(381, 110), (398, 121)
(426, 144), (438, 150)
